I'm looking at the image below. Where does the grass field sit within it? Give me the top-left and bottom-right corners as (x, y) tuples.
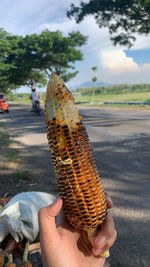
(75, 92), (150, 107)
(6, 90), (150, 107)
(7, 92), (45, 104)
(74, 91), (150, 103)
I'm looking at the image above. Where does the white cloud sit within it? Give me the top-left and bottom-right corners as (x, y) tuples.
(36, 15), (111, 51)
(0, 0), (82, 35)
(100, 50), (139, 75)
(100, 59), (150, 84)
(36, 19), (76, 35)
(130, 34), (150, 50)
(1, 0), (150, 87)
(142, 63), (150, 71)
(126, 63), (150, 83)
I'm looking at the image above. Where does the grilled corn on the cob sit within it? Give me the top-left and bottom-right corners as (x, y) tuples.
(45, 73), (108, 255)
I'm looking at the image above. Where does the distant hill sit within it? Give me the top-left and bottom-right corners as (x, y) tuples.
(70, 81), (112, 90)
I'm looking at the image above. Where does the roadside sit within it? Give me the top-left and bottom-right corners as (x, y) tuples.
(0, 103), (150, 267)
(0, 121), (26, 194)
(0, 104), (57, 198)
(0, 105), (56, 267)
(0, 120), (36, 197)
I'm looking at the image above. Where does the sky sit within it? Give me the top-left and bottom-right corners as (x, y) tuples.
(0, 0), (150, 92)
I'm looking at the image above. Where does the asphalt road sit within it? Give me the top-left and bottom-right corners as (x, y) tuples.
(1, 103), (150, 267)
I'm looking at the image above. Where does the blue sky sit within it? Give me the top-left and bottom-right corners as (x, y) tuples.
(124, 49), (150, 66)
(0, 0), (150, 92)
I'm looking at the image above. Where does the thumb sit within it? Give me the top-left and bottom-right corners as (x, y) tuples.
(38, 198), (63, 248)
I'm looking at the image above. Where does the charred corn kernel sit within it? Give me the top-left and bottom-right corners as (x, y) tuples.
(45, 73), (108, 255)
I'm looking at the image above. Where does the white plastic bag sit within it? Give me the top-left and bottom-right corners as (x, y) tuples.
(0, 192), (56, 243)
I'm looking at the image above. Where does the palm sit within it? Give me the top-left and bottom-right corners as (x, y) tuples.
(55, 216), (105, 267)
(39, 196), (115, 267)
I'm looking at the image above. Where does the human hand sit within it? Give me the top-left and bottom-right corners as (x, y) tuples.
(38, 193), (117, 267)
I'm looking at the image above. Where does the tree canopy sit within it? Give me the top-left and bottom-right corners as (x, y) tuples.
(0, 28), (87, 93)
(67, 0), (150, 47)
(22, 30), (87, 79)
(0, 29), (20, 93)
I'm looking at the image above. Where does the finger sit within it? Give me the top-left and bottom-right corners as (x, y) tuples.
(80, 230), (92, 248)
(93, 212), (114, 249)
(56, 204), (67, 228)
(93, 229), (117, 256)
(102, 229), (117, 252)
(38, 198), (63, 246)
(105, 192), (113, 209)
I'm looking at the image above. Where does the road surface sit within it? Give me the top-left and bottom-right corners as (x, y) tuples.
(1, 103), (150, 267)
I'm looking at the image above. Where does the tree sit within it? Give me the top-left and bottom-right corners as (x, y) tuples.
(23, 30), (87, 81)
(91, 66), (98, 103)
(0, 29), (20, 93)
(0, 32), (48, 90)
(25, 70), (47, 90)
(0, 29), (87, 92)
(67, 0), (150, 47)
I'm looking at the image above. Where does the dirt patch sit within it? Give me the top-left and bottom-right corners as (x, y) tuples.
(0, 119), (51, 266)
(0, 110), (57, 198)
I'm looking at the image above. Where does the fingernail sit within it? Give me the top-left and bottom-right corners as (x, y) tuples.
(51, 197), (61, 206)
(54, 197), (60, 202)
(95, 236), (106, 248)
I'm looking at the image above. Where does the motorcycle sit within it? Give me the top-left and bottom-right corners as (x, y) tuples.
(0, 94), (9, 113)
(33, 100), (41, 115)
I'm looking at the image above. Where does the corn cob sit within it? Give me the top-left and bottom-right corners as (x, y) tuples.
(0, 249), (5, 267)
(21, 241), (32, 267)
(45, 73), (108, 255)
(5, 254), (16, 267)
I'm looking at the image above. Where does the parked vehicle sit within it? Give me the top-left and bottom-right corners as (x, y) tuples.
(0, 94), (9, 113)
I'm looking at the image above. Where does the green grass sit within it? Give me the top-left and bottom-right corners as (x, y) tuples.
(96, 103), (148, 108)
(74, 91), (150, 105)
(0, 122), (20, 147)
(0, 121), (32, 185)
(7, 92), (45, 104)
(14, 170), (32, 182)
(11, 98), (31, 103)
(6, 90), (150, 107)
(4, 149), (22, 163)
(9, 141), (18, 147)
(0, 122), (10, 146)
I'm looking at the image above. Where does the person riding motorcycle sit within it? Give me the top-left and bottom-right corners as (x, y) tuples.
(29, 88), (40, 111)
